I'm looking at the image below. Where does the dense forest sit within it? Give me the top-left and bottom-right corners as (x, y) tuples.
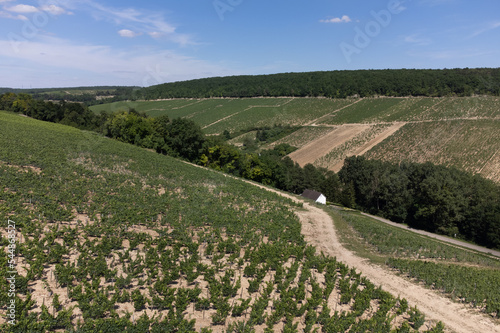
(339, 156), (500, 249)
(5, 68), (500, 102)
(135, 68), (500, 99)
(1, 92), (499, 249)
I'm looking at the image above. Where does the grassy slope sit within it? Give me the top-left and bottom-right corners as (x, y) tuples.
(0, 112), (442, 332)
(331, 209), (500, 318)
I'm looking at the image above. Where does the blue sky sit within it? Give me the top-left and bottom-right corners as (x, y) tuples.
(0, 0), (499, 88)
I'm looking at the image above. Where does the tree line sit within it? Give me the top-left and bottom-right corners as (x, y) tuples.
(6, 68), (500, 103)
(135, 68), (500, 99)
(340, 156), (500, 249)
(1, 92), (498, 249)
(0, 87), (138, 106)
(0, 93), (106, 129)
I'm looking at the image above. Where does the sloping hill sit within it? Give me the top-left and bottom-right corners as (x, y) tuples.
(91, 96), (500, 182)
(0, 111), (446, 331)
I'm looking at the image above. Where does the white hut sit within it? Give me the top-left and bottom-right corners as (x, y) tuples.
(301, 189), (327, 205)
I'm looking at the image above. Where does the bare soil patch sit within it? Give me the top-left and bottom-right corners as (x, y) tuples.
(329, 122), (405, 172)
(288, 124), (370, 167)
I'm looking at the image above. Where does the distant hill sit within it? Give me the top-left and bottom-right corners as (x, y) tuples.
(7, 68), (500, 102)
(0, 86), (139, 105)
(135, 68), (500, 99)
(90, 96), (500, 183)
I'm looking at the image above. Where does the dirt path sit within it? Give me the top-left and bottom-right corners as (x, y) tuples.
(246, 184), (499, 333)
(297, 202), (500, 333)
(184, 161), (499, 333)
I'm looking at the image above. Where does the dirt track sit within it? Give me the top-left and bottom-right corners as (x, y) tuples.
(297, 203), (500, 333)
(184, 161), (500, 333)
(249, 183), (500, 333)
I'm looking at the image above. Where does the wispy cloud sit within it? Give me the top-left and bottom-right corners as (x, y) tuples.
(320, 15), (352, 24)
(2, 1), (195, 45)
(408, 48), (498, 61)
(468, 22), (500, 39)
(0, 35), (232, 87)
(0, 11), (28, 20)
(1, 2), (72, 18)
(404, 33), (432, 46)
(72, 0), (194, 45)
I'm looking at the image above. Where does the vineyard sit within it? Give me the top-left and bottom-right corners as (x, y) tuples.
(90, 96), (500, 182)
(313, 124), (399, 172)
(262, 126), (337, 151)
(333, 210), (500, 319)
(0, 111), (445, 332)
(364, 119), (500, 182)
(91, 96), (500, 129)
(90, 98), (355, 135)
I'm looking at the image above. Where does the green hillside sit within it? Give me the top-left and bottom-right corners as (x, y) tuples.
(0, 112), (444, 331)
(90, 96), (500, 183)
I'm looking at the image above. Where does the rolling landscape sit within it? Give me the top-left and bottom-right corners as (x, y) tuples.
(1, 68), (500, 333)
(90, 95), (500, 182)
(3, 0), (500, 332)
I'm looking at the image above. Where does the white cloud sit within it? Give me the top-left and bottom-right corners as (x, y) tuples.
(0, 36), (234, 87)
(1, 3), (73, 19)
(80, 0), (194, 45)
(0, 11), (28, 20)
(40, 4), (71, 16)
(118, 29), (142, 38)
(320, 15), (352, 24)
(5, 4), (39, 13)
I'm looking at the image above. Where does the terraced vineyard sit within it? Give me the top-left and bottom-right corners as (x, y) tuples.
(0, 112), (444, 332)
(91, 96), (500, 182)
